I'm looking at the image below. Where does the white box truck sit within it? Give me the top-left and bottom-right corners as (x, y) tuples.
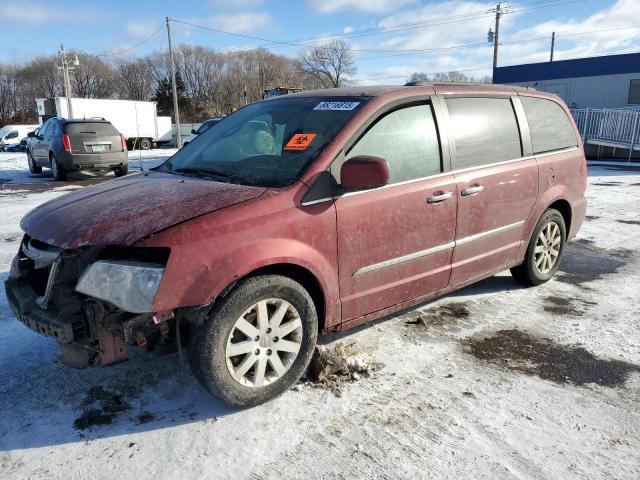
(36, 97), (172, 150)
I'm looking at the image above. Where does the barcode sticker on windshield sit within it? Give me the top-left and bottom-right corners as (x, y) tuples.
(314, 101), (360, 111)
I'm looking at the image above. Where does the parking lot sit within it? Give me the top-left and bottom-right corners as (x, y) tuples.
(0, 153), (639, 480)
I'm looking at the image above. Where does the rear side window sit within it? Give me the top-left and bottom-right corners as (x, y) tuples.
(65, 122), (119, 136)
(446, 97), (522, 169)
(347, 104), (441, 183)
(521, 96), (578, 154)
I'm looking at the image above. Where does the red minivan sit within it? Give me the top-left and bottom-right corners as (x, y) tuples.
(6, 84), (587, 406)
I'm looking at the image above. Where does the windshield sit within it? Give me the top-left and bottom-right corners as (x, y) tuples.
(162, 96), (368, 187)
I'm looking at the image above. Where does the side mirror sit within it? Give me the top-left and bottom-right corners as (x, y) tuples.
(191, 128), (197, 134)
(340, 155), (390, 190)
(27, 131), (35, 138)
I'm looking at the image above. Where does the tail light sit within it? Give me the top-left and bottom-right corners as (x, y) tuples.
(120, 134), (127, 152)
(62, 133), (71, 152)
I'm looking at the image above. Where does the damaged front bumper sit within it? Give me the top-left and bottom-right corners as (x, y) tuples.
(5, 236), (177, 368)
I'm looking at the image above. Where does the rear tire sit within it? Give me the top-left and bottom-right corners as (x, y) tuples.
(511, 208), (566, 286)
(188, 275), (318, 407)
(27, 152), (42, 174)
(50, 154), (67, 181)
(139, 138), (151, 150)
(113, 165), (128, 177)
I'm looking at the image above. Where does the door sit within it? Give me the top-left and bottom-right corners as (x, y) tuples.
(335, 102), (458, 321)
(444, 96), (538, 285)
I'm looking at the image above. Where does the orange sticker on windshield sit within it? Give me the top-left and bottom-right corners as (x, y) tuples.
(284, 133), (317, 151)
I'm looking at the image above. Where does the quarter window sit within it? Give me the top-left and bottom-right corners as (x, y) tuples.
(446, 97), (522, 169)
(346, 104), (441, 183)
(521, 96), (577, 154)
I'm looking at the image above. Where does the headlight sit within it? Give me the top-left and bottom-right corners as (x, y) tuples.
(76, 260), (165, 313)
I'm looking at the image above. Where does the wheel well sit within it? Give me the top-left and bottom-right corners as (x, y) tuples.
(548, 199), (572, 233)
(228, 264), (326, 332)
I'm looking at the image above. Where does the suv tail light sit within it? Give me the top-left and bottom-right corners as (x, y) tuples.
(120, 134), (127, 152)
(62, 133), (71, 152)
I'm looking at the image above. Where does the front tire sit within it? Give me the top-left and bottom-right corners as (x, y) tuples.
(511, 208), (566, 286)
(50, 154), (67, 181)
(189, 275), (318, 407)
(27, 152), (42, 174)
(139, 138), (151, 150)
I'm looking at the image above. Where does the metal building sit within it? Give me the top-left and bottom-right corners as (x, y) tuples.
(493, 52), (640, 109)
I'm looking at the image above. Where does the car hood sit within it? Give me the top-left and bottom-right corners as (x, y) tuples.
(21, 172), (265, 249)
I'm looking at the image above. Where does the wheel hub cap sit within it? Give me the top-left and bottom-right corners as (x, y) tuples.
(534, 221), (561, 274)
(225, 298), (303, 388)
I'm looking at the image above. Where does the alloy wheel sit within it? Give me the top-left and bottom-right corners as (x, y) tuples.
(534, 221), (561, 274)
(225, 298), (303, 388)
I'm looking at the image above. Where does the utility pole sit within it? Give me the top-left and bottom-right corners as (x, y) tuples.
(166, 17), (182, 148)
(492, 3), (502, 71)
(58, 44), (76, 118)
(550, 31), (556, 62)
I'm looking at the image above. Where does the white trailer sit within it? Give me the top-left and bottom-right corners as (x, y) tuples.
(36, 97), (172, 150)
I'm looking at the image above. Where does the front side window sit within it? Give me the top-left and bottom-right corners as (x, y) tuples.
(5, 131), (18, 139)
(164, 96), (368, 187)
(346, 104), (441, 183)
(446, 97), (522, 169)
(521, 96), (577, 154)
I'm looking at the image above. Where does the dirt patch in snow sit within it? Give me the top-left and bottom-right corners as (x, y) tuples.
(305, 343), (380, 396)
(466, 329), (640, 387)
(543, 295), (597, 316)
(404, 302), (470, 330)
(585, 215), (600, 221)
(616, 219), (640, 225)
(73, 385), (134, 430)
(592, 182), (623, 186)
(557, 242), (628, 287)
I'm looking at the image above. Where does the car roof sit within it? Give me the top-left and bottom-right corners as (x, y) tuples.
(272, 83), (536, 100)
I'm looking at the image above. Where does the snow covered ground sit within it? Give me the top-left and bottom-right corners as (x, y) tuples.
(0, 164), (639, 479)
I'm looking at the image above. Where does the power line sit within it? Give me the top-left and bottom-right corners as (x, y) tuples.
(91, 21), (165, 58)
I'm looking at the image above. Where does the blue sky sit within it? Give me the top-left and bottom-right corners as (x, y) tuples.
(2, 0), (638, 84)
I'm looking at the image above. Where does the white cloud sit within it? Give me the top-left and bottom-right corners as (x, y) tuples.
(4, 1), (105, 26)
(208, 0), (263, 6)
(343, 26), (354, 34)
(125, 21), (159, 39)
(308, 0), (416, 14)
(206, 12), (271, 33)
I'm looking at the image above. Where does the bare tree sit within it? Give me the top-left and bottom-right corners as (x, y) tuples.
(115, 58), (154, 101)
(298, 39), (356, 88)
(407, 72), (430, 84)
(432, 71), (471, 83)
(70, 53), (118, 98)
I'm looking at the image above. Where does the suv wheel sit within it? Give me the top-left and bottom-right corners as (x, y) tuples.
(113, 165), (128, 177)
(511, 208), (566, 286)
(50, 154), (67, 181)
(27, 152), (42, 174)
(189, 275), (318, 407)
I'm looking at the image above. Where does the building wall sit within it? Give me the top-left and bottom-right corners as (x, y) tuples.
(508, 72), (640, 109)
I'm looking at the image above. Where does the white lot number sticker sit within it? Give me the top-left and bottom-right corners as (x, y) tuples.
(314, 101), (360, 111)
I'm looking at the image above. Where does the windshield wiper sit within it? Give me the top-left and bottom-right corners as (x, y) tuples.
(172, 167), (232, 181)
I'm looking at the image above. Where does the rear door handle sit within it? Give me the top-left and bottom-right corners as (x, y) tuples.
(461, 185), (484, 196)
(427, 191), (453, 203)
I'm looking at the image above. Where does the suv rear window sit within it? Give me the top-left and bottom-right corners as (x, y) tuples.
(446, 97), (522, 169)
(520, 97), (577, 154)
(65, 122), (119, 136)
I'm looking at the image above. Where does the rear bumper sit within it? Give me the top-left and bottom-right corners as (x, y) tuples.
(59, 151), (128, 171)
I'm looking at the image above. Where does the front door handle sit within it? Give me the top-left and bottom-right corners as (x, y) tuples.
(461, 185), (484, 196)
(427, 191), (453, 203)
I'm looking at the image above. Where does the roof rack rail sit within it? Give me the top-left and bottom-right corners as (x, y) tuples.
(404, 80), (536, 91)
